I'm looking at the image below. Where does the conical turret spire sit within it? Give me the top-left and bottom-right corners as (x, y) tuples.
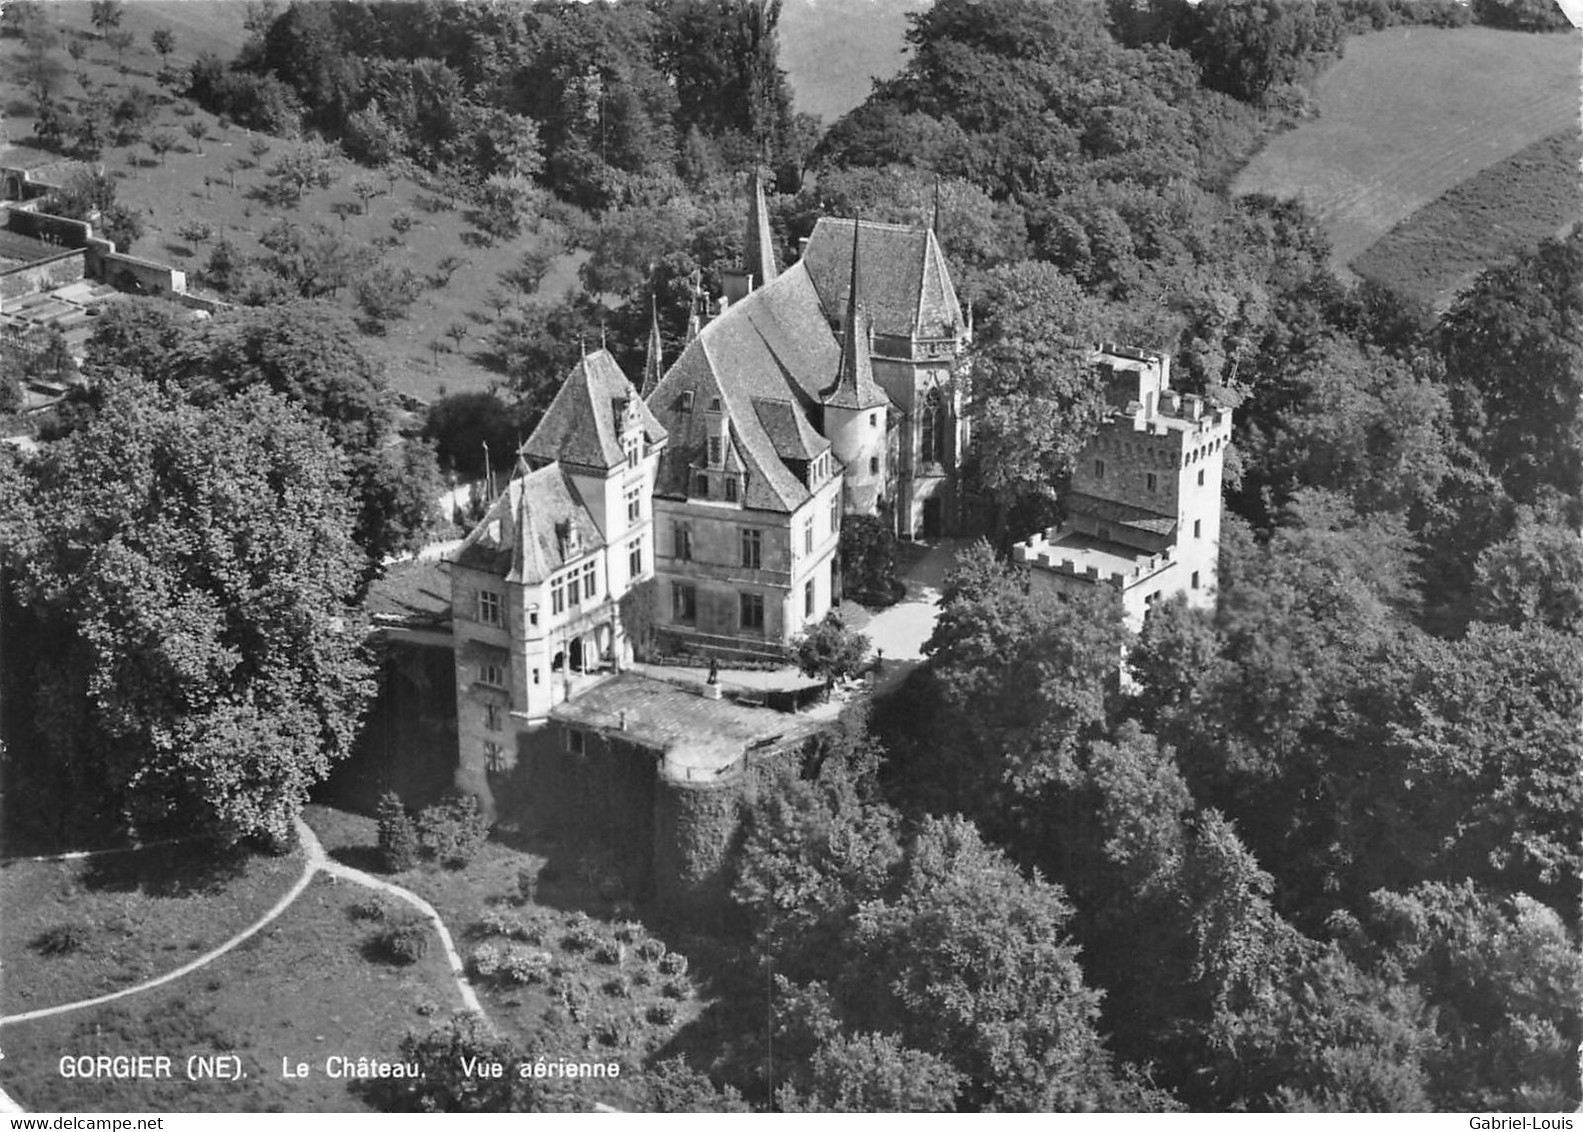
(746, 170), (777, 291)
(641, 295), (663, 398)
(825, 218), (886, 411)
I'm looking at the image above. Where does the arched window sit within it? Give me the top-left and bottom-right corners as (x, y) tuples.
(920, 388), (947, 466)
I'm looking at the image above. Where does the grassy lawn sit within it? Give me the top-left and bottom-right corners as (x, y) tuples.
(0, 842), (303, 1018)
(303, 805), (711, 1111)
(0, 872), (463, 1112)
(1232, 27), (1578, 276)
(1352, 129), (1582, 311)
(1, 3), (583, 404)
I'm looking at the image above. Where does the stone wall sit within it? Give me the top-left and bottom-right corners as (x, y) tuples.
(0, 250), (84, 301)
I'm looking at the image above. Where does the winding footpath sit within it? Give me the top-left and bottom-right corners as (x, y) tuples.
(0, 819), (489, 1112)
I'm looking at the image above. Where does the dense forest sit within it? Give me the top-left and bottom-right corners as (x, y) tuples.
(2, 0), (1578, 1112)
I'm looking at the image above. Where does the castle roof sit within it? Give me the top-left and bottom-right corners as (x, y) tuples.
(452, 462), (602, 585)
(745, 172), (778, 291)
(521, 349), (666, 472)
(648, 265), (835, 514)
(803, 217), (964, 341)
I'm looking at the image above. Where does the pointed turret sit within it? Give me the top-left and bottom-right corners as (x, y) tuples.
(640, 296), (664, 398)
(824, 218), (886, 411)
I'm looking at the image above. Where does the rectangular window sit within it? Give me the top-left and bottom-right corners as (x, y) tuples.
(674, 522), (692, 561)
(1197, 469), (1206, 487)
(1191, 571), (1200, 590)
(805, 579), (815, 618)
(485, 703), (502, 732)
(724, 476), (738, 503)
(694, 472), (710, 499)
(629, 539), (643, 579)
(803, 519), (813, 556)
(551, 576), (567, 616)
(1146, 472), (1158, 492)
(830, 497), (840, 535)
(480, 662), (505, 688)
(1193, 519), (1202, 539)
(477, 590), (503, 627)
(1094, 459), (1106, 479)
(581, 561), (597, 602)
(532, 668), (540, 685)
(869, 456), (880, 474)
(708, 435), (723, 466)
(483, 740), (503, 770)
(625, 435), (640, 468)
(566, 728), (585, 755)
(740, 528), (762, 570)
(626, 487), (641, 522)
(740, 591), (765, 632)
(869, 412), (877, 428)
(672, 582), (696, 623)
(528, 606), (539, 629)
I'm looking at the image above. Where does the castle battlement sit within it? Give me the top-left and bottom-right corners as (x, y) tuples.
(1012, 529), (1175, 590)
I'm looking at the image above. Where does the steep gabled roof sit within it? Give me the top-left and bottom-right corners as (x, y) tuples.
(752, 397), (825, 461)
(803, 217), (965, 341)
(522, 349), (667, 471)
(647, 266), (835, 513)
(452, 463), (603, 584)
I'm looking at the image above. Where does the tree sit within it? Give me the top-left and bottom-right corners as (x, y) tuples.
(150, 27), (175, 61)
(778, 1033), (964, 1112)
(1188, 0), (1344, 102)
(148, 129), (177, 165)
(184, 118), (208, 155)
(89, 0), (124, 40)
(268, 139), (336, 204)
(351, 175), (381, 215)
(1472, 505), (1583, 634)
(105, 27), (134, 71)
(793, 613), (870, 696)
(838, 514), (899, 606)
(361, 1014), (537, 1112)
(3, 375), (374, 847)
(1439, 231), (1583, 514)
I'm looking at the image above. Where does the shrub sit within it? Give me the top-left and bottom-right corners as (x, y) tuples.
(376, 791), (419, 872)
(470, 942), (502, 978)
(594, 1018), (625, 1047)
(389, 211), (416, 235)
(658, 951), (689, 977)
(647, 1002), (677, 1026)
(560, 924), (599, 953)
(602, 976), (631, 999)
(499, 944), (551, 984)
(592, 940), (624, 966)
(351, 898), (389, 922)
(32, 923), (89, 955)
(375, 920), (431, 965)
(416, 791), (489, 866)
(478, 908), (518, 938)
(636, 938), (667, 962)
(613, 920), (641, 943)
(661, 979), (688, 1000)
(631, 968), (652, 988)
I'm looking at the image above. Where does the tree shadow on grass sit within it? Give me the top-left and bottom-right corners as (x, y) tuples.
(81, 840), (249, 898)
(328, 844), (386, 874)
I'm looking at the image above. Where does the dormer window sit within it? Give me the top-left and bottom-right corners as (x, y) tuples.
(708, 436), (723, 466)
(724, 477), (738, 503)
(681, 390), (694, 412)
(709, 397), (722, 411)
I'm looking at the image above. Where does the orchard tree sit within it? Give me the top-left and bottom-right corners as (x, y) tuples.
(89, 0), (124, 41)
(3, 375), (374, 847)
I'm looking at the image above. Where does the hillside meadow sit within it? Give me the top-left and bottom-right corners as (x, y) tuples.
(1233, 26), (1579, 278)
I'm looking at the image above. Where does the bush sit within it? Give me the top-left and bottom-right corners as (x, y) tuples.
(661, 979), (688, 1000)
(351, 898), (389, 922)
(469, 942), (502, 978)
(592, 940), (624, 965)
(658, 951), (689, 977)
(416, 792), (489, 866)
(376, 791), (419, 872)
(613, 920), (641, 943)
(840, 513), (902, 606)
(560, 924), (599, 953)
(32, 923), (89, 955)
(646, 1002), (677, 1026)
(375, 920), (431, 965)
(499, 944), (551, 984)
(636, 937), (667, 962)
